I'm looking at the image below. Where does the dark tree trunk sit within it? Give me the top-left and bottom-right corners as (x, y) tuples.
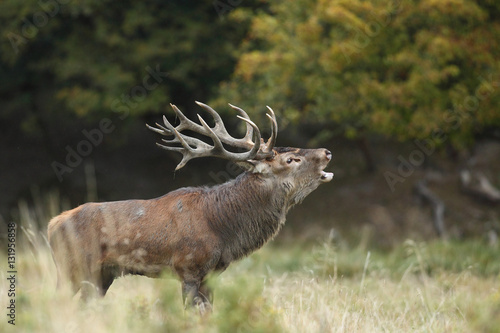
(357, 136), (377, 173)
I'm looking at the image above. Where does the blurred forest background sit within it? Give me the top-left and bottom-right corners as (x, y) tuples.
(1, 0), (500, 246)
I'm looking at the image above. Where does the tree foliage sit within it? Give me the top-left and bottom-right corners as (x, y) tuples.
(1, 0), (499, 152)
(0, 0), (255, 140)
(217, 0), (500, 149)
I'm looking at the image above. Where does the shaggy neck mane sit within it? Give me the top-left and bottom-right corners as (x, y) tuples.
(203, 172), (290, 260)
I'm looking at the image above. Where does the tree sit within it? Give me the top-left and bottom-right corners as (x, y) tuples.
(0, 0), (257, 155)
(216, 0), (500, 161)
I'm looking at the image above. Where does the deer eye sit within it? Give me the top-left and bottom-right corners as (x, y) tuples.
(286, 157), (294, 164)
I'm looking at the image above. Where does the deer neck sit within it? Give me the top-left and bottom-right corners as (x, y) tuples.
(206, 172), (290, 260)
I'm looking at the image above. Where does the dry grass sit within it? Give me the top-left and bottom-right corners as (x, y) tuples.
(1, 236), (499, 333)
(1, 192), (499, 332)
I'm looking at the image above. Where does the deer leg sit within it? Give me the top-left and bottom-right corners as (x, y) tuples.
(181, 280), (201, 308)
(65, 270), (81, 297)
(100, 267), (116, 296)
(80, 264), (110, 301)
(182, 280), (212, 314)
(198, 280), (213, 313)
(199, 281), (213, 305)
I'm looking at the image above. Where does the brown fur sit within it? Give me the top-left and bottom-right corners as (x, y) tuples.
(48, 147), (332, 306)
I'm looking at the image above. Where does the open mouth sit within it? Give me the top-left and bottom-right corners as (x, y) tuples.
(320, 170), (334, 182)
(320, 150), (333, 182)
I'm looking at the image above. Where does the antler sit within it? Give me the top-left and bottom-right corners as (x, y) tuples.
(147, 101), (278, 170)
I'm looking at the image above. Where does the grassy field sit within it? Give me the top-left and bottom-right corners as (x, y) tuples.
(1, 192), (499, 332)
(1, 224), (499, 333)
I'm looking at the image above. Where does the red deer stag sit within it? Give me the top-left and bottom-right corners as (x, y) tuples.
(48, 102), (333, 308)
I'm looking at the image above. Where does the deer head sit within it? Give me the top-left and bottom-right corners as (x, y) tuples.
(147, 102), (333, 200)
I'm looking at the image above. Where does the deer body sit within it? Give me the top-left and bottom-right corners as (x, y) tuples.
(48, 103), (333, 307)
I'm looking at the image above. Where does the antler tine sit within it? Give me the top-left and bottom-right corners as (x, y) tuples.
(156, 114), (212, 170)
(147, 102), (279, 169)
(195, 101), (226, 133)
(197, 112), (263, 161)
(156, 142), (183, 153)
(149, 118), (212, 152)
(263, 106), (278, 154)
(170, 103), (205, 133)
(197, 114), (225, 153)
(228, 103), (254, 146)
(196, 101), (254, 147)
(161, 115), (194, 152)
(229, 103), (251, 120)
(236, 115), (262, 159)
(146, 123), (168, 135)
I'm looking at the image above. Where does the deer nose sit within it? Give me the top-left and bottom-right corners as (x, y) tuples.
(325, 149), (332, 161)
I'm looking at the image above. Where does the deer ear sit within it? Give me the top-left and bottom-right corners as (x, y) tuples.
(236, 160), (271, 174)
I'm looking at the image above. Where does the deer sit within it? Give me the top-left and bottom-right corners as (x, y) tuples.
(47, 101), (333, 309)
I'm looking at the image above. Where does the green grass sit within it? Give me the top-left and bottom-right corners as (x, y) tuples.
(2, 191), (499, 332)
(1, 232), (499, 333)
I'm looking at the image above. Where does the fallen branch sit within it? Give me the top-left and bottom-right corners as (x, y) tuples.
(460, 170), (500, 204)
(413, 180), (447, 238)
